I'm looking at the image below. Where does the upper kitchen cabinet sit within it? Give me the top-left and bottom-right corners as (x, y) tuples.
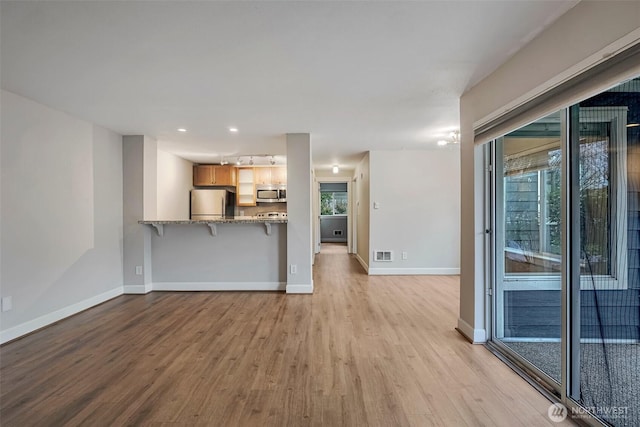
(254, 167), (287, 185)
(271, 167), (287, 185)
(213, 165), (236, 186)
(236, 167), (256, 206)
(193, 165), (236, 187)
(254, 167), (272, 185)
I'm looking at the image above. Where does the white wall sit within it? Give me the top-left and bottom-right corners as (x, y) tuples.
(459, 1), (640, 343)
(369, 150), (460, 275)
(0, 90), (123, 342)
(122, 135), (156, 293)
(157, 150), (192, 220)
(354, 153), (370, 271)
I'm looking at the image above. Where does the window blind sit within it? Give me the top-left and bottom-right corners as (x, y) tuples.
(474, 43), (640, 145)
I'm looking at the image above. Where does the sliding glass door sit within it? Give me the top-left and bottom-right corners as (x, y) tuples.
(494, 111), (564, 385)
(491, 77), (640, 426)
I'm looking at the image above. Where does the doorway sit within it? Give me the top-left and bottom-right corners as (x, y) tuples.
(314, 178), (352, 254)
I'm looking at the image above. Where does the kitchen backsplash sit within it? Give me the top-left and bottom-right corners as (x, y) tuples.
(236, 204), (287, 217)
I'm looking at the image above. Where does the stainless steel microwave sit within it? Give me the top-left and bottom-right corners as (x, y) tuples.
(256, 185), (286, 203)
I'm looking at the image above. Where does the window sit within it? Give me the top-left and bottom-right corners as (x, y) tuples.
(320, 191), (347, 216)
(500, 107), (627, 290)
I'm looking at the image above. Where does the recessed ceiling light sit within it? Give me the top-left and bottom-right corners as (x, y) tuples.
(229, 127), (238, 133)
(177, 128), (187, 132)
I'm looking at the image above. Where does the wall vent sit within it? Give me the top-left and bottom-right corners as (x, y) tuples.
(374, 250), (393, 262)
(333, 230), (343, 236)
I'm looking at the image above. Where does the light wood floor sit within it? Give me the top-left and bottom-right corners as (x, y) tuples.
(0, 248), (574, 426)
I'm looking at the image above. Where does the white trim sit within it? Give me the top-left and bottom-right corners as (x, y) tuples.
(0, 287), (123, 344)
(286, 282), (314, 294)
(153, 282), (285, 292)
(123, 284), (152, 294)
(354, 253), (369, 273)
(457, 317), (487, 344)
(368, 267), (460, 276)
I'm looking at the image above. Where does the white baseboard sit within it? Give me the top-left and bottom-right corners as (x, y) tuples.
(0, 287), (123, 344)
(123, 284), (152, 294)
(286, 282), (314, 294)
(354, 253), (369, 273)
(153, 282), (286, 292)
(368, 267), (460, 276)
(456, 318), (487, 344)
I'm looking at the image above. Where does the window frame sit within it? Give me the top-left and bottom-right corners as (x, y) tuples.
(499, 106), (628, 291)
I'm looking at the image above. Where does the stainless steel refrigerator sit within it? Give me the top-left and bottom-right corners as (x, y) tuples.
(190, 189), (235, 220)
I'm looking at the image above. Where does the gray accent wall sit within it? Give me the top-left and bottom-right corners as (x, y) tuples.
(320, 182), (347, 192)
(150, 223), (286, 283)
(320, 217), (347, 243)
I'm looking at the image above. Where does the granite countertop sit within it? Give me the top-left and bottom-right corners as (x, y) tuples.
(138, 217), (287, 225)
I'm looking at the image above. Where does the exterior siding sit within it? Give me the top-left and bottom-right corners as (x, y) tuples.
(504, 290), (640, 340)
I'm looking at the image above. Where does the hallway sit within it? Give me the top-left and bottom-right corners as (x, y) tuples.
(0, 249), (572, 426)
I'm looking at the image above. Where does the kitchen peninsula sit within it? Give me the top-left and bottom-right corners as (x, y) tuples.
(123, 134), (313, 295)
(139, 216), (287, 237)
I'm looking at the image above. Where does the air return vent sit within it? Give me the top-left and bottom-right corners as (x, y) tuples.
(374, 250), (393, 262)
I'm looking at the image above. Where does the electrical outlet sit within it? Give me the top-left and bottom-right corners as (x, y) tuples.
(402, 251), (408, 260)
(135, 265), (143, 275)
(2, 296), (13, 312)
(290, 264), (297, 274)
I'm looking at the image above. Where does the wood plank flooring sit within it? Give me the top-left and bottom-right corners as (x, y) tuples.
(0, 244), (574, 426)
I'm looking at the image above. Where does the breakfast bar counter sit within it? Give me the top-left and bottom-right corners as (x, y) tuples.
(139, 217), (287, 236)
(133, 218), (287, 292)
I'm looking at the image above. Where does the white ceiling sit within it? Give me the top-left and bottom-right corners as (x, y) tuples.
(1, 1), (578, 171)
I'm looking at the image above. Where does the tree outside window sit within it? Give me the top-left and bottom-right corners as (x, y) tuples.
(321, 192), (347, 215)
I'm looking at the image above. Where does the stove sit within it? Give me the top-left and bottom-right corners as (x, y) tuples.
(256, 212), (287, 219)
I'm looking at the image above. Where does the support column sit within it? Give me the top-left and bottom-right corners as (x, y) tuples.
(286, 133), (313, 294)
(122, 135), (157, 294)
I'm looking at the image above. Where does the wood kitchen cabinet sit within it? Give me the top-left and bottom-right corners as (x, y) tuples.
(236, 167), (256, 206)
(254, 167), (287, 185)
(270, 167), (287, 185)
(193, 165), (236, 186)
(254, 167), (272, 185)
